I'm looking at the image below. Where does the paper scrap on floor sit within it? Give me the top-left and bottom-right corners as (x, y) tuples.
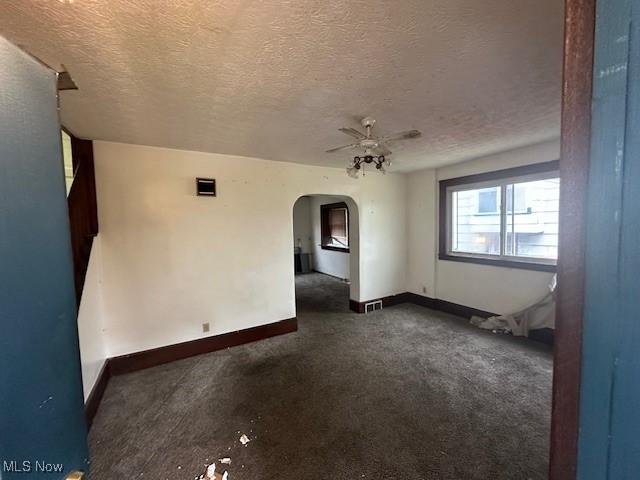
(200, 462), (228, 480)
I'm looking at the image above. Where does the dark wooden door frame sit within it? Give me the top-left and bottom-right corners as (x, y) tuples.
(549, 0), (596, 478)
(63, 127), (99, 306)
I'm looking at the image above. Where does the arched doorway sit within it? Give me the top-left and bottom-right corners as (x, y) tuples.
(292, 194), (360, 313)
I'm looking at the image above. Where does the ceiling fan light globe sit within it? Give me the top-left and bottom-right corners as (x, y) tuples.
(346, 167), (359, 179)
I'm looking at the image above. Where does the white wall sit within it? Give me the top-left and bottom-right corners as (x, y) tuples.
(94, 141), (407, 357)
(292, 196), (312, 254)
(406, 139), (559, 315)
(406, 168), (438, 298)
(309, 195), (351, 280)
(76, 236), (107, 400)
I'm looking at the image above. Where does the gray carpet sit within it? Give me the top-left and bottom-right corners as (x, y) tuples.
(88, 273), (552, 479)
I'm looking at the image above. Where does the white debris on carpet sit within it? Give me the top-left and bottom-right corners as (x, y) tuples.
(195, 462), (229, 480)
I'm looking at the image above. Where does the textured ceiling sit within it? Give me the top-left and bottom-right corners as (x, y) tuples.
(0, 1), (563, 172)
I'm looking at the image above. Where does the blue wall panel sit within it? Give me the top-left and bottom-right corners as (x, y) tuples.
(578, 0), (640, 478)
(0, 39), (89, 477)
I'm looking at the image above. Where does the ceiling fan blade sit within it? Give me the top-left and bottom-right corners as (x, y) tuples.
(374, 144), (392, 156)
(381, 130), (422, 142)
(326, 143), (359, 153)
(339, 127), (367, 140)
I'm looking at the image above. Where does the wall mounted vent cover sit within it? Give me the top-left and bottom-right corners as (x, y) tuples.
(196, 178), (216, 196)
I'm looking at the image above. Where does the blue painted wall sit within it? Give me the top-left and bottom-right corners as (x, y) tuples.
(0, 39), (89, 477)
(578, 0), (640, 478)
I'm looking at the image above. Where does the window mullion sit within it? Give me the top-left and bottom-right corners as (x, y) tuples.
(500, 183), (507, 257)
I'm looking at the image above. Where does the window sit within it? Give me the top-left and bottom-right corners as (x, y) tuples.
(439, 161), (559, 271)
(321, 202), (349, 252)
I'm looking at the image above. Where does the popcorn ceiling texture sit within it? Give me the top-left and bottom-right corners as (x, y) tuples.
(0, 1), (563, 171)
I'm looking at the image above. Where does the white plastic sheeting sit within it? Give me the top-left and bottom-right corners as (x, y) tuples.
(470, 275), (556, 336)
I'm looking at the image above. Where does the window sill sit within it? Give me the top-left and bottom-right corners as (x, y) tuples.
(438, 253), (556, 272)
(321, 245), (350, 253)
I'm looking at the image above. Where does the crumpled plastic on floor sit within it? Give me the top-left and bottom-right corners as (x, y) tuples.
(470, 274), (556, 336)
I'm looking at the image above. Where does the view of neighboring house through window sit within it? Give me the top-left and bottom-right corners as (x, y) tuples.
(321, 202), (349, 252)
(444, 163), (559, 269)
(61, 130), (74, 195)
(505, 178), (559, 259)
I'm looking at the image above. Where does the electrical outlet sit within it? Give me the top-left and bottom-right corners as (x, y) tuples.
(202, 322), (210, 333)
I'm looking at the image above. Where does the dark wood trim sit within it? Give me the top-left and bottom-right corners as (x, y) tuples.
(83, 318), (298, 429)
(349, 292), (411, 313)
(350, 292), (496, 318)
(403, 292), (497, 319)
(350, 292), (552, 343)
(349, 299), (364, 313)
(549, 0), (595, 477)
(320, 202), (350, 252)
(438, 253), (557, 273)
(439, 178), (448, 261)
(84, 360), (111, 430)
(65, 131), (99, 306)
(403, 292), (439, 310)
(439, 160), (560, 190)
(438, 159), (560, 273)
(431, 297), (497, 320)
(109, 318), (298, 375)
(321, 245), (350, 253)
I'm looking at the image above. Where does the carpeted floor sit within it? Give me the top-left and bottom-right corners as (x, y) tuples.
(88, 273), (552, 479)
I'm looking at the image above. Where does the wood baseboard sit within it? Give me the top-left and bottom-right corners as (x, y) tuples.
(84, 360), (111, 430)
(84, 296), (550, 428)
(429, 297), (497, 320)
(350, 292), (553, 344)
(351, 291), (498, 319)
(349, 292), (411, 313)
(84, 317), (297, 428)
(109, 318), (297, 375)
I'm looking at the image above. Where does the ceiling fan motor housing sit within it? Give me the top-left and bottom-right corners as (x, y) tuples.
(361, 116), (376, 129)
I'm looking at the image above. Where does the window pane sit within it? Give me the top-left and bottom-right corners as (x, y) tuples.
(451, 187), (501, 255)
(326, 207), (348, 248)
(478, 189), (498, 213)
(505, 178), (559, 259)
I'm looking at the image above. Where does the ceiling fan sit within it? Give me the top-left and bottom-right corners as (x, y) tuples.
(326, 117), (421, 177)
